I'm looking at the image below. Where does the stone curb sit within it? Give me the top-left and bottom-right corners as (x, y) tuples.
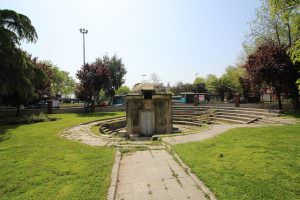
(61, 116), (125, 133)
(164, 143), (217, 200)
(107, 150), (121, 200)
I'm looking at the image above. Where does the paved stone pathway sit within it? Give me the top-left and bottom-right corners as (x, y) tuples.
(116, 150), (207, 200)
(162, 124), (253, 145)
(61, 121), (109, 146)
(61, 118), (296, 200)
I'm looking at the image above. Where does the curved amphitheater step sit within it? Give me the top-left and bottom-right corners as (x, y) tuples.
(173, 120), (203, 126)
(213, 116), (256, 124)
(171, 105), (282, 125)
(213, 114), (259, 124)
(215, 108), (280, 117)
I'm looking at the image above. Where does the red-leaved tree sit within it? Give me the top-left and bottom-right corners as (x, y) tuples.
(76, 62), (111, 112)
(243, 42), (299, 110)
(31, 58), (54, 101)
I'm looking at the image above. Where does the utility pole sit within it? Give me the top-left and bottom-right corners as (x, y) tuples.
(79, 28), (88, 66)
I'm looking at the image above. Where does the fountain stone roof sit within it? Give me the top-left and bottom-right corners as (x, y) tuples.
(129, 83), (168, 95)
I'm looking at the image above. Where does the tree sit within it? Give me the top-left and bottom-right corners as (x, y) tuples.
(170, 82), (194, 96)
(246, 0), (299, 48)
(76, 62), (111, 111)
(211, 78), (234, 102)
(268, 0), (300, 47)
(205, 74), (218, 93)
(243, 42), (299, 110)
(193, 83), (208, 93)
(0, 9), (37, 98)
(193, 77), (206, 85)
(96, 55), (126, 103)
(51, 66), (76, 98)
(0, 52), (46, 114)
(30, 58), (53, 101)
(289, 39), (300, 88)
(116, 86), (130, 95)
(74, 83), (87, 101)
(0, 10), (38, 114)
(247, 0), (285, 46)
(149, 73), (161, 84)
(222, 65), (246, 94)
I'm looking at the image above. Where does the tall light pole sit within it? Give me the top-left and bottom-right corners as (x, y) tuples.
(79, 28), (88, 66)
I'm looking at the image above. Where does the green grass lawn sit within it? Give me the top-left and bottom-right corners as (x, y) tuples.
(91, 125), (101, 136)
(174, 124), (300, 200)
(0, 112), (124, 200)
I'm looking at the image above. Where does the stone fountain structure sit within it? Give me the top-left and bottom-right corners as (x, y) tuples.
(125, 83), (172, 137)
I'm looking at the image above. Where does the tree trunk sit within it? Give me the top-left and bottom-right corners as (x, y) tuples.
(290, 85), (300, 110)
(287, 23), (292, 47)
(220, 92), (225, 102)
(276, 92), (282, 110)
(16, 104), (20, 116)
(91, 93), (96, 113)
(275, 24), (281, 46)
(91, 99), (95, 112)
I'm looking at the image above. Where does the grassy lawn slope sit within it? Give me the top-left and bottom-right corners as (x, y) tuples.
(174, 124), (300, 200)
(0, 112), (124, 200)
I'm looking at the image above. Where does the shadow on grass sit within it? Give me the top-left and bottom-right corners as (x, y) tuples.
(0, 124), (19, 143)
(282, 111), (300, 119)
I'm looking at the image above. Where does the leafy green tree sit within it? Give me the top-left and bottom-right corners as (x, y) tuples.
(193, 83), (208, 93)
(96, 55), (126, 102)
(222, 65), (246, 94)
(211, 78), (234, 102)
(247, 0), (299, 47)
(205, 74), (218, 93)
(116, 86), (130, 95)
(1, 52), (45, 114)
(193, 77), (206, 85)
(170, 82), (194, 96)
(268, 0), (300, 47)
(51, 66), (76, 98)
(290, 40), (300, 87)
(0, 9), (37, 97)
(0, 9), (38, 114)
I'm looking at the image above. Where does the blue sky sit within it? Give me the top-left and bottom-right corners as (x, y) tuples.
(1, 0), (260, 88)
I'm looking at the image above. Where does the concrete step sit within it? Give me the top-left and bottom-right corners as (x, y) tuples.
(172, 113), (210, 117)
(173, 117), (202, 122)
(215, 108), (279, 117)
(214, 111), (260, 119)
(173, 120), (202, 126)
(213, 114), (256, 122)
(172, 105), (281, 115)
(216, 106), (281, 113)
(213, 117), (247, 124)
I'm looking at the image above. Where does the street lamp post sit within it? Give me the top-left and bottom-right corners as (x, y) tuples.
(79, 28), (88, 66)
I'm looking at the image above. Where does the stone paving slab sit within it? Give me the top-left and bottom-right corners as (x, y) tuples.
(61, 121), (109, 146)
(162, 124), (252, 145)
(116, 150), (207, 200)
